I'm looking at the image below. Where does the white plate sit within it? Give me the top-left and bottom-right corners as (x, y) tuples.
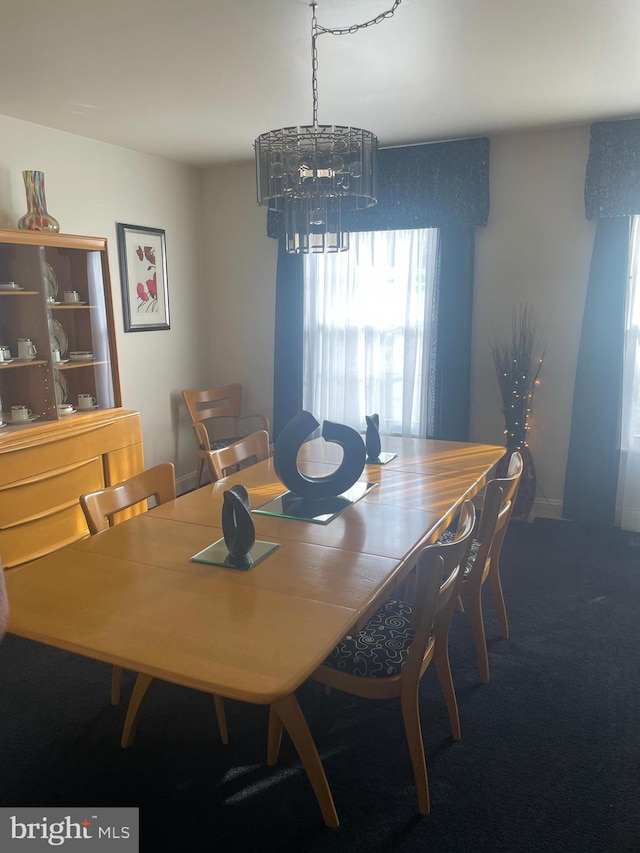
(69, 354), (95, 361)
(0, 358), (14, 364)
(44, 264), (58, 299)
(0, 421), (7, 429)
(0, 282), (23, 291)
(54, 372), (68, 405)
(50, 318), (68, 356)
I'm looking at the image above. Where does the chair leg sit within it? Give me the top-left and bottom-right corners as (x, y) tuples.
(434, 639), (461, 741)
(121, 673), (154, 748)
(213, 694), (228, 744)
(110, 665), (123, 705)
(400, 687), (430, 816)
(196, 459), (205, 488)
(467, 590), (490, 684)
(488, 562), (509, 639)
(270, 694), (339, 829)
(267, 704), (284, 765)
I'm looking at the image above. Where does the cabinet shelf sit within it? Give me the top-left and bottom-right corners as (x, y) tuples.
(57, 361), (107, 370)
(0, 228), (122, 424)
(48, 304), (91, 309)
(0, 360), (48, 369)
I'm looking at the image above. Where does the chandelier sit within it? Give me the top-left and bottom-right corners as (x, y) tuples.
(254, 1), (402, 254)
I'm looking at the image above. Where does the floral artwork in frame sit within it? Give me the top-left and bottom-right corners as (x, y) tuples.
(117, 223), (170, 331)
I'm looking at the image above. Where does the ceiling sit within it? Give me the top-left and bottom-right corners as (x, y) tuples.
(1, 0), (639, 167)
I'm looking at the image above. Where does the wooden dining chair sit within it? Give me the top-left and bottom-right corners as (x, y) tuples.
(182, 384), (270, 487)
(79, 463), (228, 747)
(206, 429), (271, 481)
(267, 500), (476, 817)
(440, 451), (523, 684)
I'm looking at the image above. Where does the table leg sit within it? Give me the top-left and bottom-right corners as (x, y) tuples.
(271, 694), (339, 829)
(121, 673), (154, 748)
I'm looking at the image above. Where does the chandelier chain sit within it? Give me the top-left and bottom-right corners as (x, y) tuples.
(311, 0), (402, 128)
(315, 0), (402, 37)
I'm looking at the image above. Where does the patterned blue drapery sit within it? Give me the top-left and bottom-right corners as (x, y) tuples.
(585, 118), (640, 219)
(267, 137), (490, 239)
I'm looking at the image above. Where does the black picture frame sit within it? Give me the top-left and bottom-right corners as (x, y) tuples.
(117, 223), (170, 332)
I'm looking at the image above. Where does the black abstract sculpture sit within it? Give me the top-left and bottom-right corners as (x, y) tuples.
(365, 413), (381, 462)
(274, 410), (366, 501)
(221, 484), (255, 568)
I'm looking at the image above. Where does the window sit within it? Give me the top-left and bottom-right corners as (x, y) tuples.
(302, 228), (438, 436)
(616, 216), (640, 530)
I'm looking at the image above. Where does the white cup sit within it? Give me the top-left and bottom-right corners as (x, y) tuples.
(52, 348), (61, 362)
(0, 346), (10, 360)
(78, 394), (97, 409)
(11, 405), (32, 422)
(17, 338), (37, 359)
(64, 291), (80, 303)
(0, 349), (4, 363)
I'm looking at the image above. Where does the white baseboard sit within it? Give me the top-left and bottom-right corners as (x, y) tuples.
(176, 470), (200, 495)
(531, 497), (564, 521)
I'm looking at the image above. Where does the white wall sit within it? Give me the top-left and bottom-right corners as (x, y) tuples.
(473, 126), (596, 517)
(203, 125), (598, 516)
(201, 162), (277, 421)
(0, 114), (206, 490)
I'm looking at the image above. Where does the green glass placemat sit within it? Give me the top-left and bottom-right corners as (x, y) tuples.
(253, 481), (377, 525)
(366, 451), (397, 465)
(191, 538), (279, 570)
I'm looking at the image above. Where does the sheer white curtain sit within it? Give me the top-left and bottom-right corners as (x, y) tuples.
(302, 228), (438, 436)
(616, 216), (640, 531)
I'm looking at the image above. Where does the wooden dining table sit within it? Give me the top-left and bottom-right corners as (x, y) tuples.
(4, 436), (504, 827)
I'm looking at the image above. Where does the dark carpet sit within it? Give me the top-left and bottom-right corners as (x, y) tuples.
(1, 518), (639, 852)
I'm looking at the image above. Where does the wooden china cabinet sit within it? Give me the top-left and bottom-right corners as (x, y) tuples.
(0, 228), (144, 568)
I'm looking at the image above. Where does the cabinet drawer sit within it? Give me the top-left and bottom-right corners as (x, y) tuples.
(0, 413), (142, 486)
(0, 503), (91, 568)
(0, 456), (105, 527)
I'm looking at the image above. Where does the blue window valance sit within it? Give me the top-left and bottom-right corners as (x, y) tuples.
(267, 136), (490, 239)
(585, 118), (640, 219)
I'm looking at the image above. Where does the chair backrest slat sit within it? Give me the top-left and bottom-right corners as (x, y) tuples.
(207, 430), (271, 481)
(80, 462), (176, 534)
(404, 500), (476, 682)
(182, 384), (242, 428)
(469, 451), (523, 584)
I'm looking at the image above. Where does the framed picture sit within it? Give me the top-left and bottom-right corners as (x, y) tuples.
(117, 223), (170, 331)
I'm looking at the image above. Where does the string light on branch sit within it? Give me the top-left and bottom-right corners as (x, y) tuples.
(491, 306), (545, 452)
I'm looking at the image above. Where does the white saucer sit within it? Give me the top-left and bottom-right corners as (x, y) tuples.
(63, 300), (87, 305)
(0, 358), (14, 365)
(0, 421), (6, 429)
(4, 414), (39, 424)
(0, 282), (23, 291)
(69, 354), (94, 362)
(77, 404), (99, 410)
(58, 407), (77, 415)
(53, 359), (69, 364)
